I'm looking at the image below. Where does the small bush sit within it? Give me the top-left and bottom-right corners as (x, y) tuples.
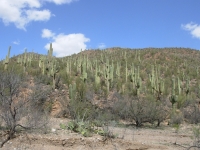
(182, 104), (200, 124)
(170, 111), (183, 125)
(101, 125), (117, 141)
(113, 94), (168, 127)
(59, 123), (67, 130)
(192, 126), (200, 148)
(67, 120), (93, 137)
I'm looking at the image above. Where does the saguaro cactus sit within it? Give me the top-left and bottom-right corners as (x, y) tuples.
(50, 59), (59, 89)
(129, 64), (142, 96)
(48, 43), (53, 63)
(125, 60), (128, 82)
(95, 61), (101, 87)
(149, 65), (164, 100)
(169, 78), (178, 108)
(185, 77), (190, 96)
(135, 50), (141, 63)
(17, 56), (22, 65)
(66, 59), (71, 75)
(4, 46), (11, 70)
(23, 49), (27, 73)
(39, 56), (46, 75)
(69, 83), (76, 100)
(46, 43), (53, 75)
(26, 51), (33, 67)
(81, 60), (87, 83)
(177, 77), (182, 95)
(116, 62), (121, 79)
(103, 58), (114, 93)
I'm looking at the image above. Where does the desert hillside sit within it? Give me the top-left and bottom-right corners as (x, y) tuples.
(0, 45), (200, 149)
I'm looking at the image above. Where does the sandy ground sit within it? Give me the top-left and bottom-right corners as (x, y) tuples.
(0, 118), (198, 150)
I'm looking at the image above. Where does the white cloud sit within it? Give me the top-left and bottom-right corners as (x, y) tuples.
(26, 9), (51, 21)
(42, 29), (90, 57)
(42, 29), (55, 38)
(13, 40), (20, 45)
(0, 0), (77, 30)
(98, 43), (106, 49)
(45, 0), (78, 5)
(181, 22), (200, 39)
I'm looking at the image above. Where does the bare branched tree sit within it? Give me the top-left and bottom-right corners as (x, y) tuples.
(0, 70), (50, 147)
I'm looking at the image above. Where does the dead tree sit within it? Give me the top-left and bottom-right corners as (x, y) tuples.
(0, 70), (50, 147)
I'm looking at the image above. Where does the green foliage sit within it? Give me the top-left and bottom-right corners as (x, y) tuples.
(2, 46), (200, 127)
(67, 117), (117, 138)
(59, 123), (67, 130)
(67, 118), (93, 137)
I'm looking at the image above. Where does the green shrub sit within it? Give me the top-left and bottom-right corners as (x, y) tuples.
(59, 123), (67, 130)
(67, 120), (93, 137)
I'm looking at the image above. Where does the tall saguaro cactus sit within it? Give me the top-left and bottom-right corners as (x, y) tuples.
(69, 83), (76, 100)
(149, 65), (165, 101)
(129, 64), (142, 96)
(50, 59), (59, 89)
(47, 43), (53, 75)
(125, 60), (128, 82)
(104, 58), (114, 93)
(39, 56), (46, 75)
(23, 49), (27, 73)
(116, 62), (121, 79)
(177, 77), (182, 95)
(45, 43), (60, 89)
(81, 59), (87, 83)
(95, 60), (101, 87)
(66, 59), (71, 75)
(4, 46), (11, 70)
(185, 77), (190, 96)
(48, 43), (53, 62)
(169, 78), (178, 108)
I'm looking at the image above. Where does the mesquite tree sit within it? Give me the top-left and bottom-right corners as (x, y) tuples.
(0, 70), (50, 147)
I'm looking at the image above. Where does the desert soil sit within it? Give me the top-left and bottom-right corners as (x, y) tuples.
(0, 118), (197, 150)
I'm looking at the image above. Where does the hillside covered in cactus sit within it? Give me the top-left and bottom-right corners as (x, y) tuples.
(2, 45), (200, 126)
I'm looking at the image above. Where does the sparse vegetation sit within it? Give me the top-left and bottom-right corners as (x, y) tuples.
(1, 45), (200, 149)
(0, 70), (50, 147)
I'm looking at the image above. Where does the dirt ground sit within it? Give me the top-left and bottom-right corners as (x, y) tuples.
(0, 118), (198, 150)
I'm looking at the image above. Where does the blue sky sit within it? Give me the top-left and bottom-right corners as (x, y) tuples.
(1, 0), (200, 58)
